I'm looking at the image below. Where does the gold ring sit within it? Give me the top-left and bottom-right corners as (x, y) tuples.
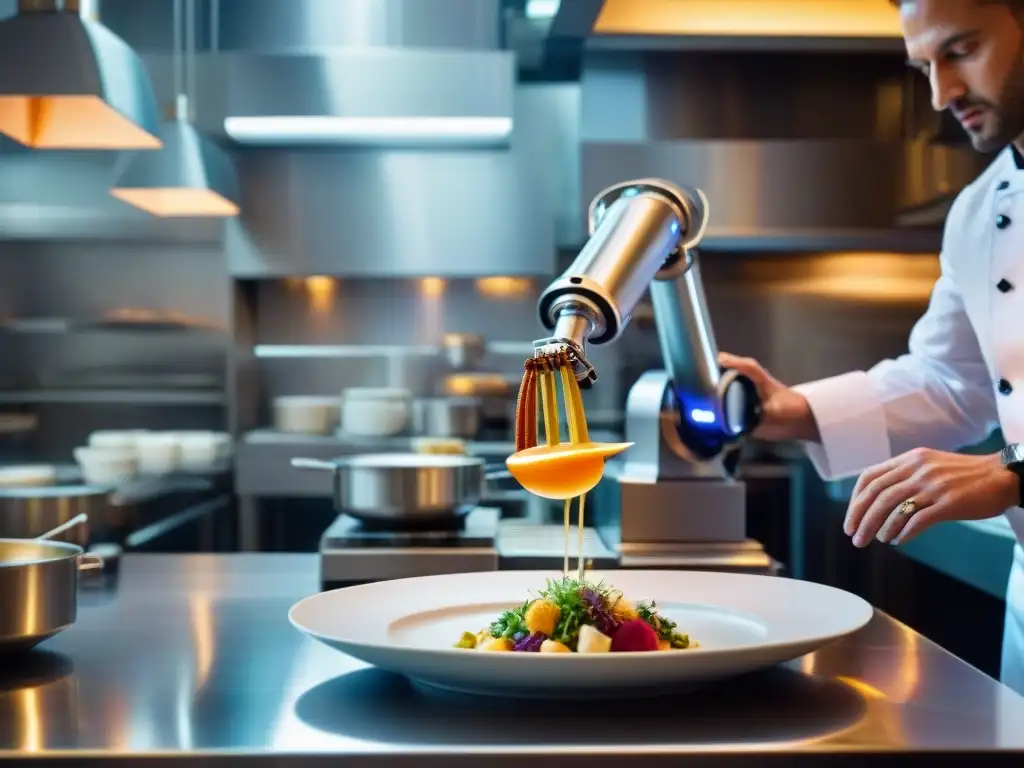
(896, 498), (918, 517)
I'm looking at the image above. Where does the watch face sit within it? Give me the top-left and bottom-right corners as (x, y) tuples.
(1003, 443), (1024, 466)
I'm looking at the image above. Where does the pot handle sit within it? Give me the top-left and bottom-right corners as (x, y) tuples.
(484, 464), (514, 481)
(78, 553), (104, 573)
(291, 458), (337, 472)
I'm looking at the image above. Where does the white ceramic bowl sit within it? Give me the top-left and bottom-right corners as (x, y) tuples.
(176, 431), (233, 470)
(273, 396), (340, 435)
(134, 433), (181, 475)
(74, 446), (138, 486)
(340, 388), (411, 437)
(88, 429), (148, 451)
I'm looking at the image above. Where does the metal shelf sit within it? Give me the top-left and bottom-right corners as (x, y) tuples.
(0, 390), (226, 406)
(696, 228), (943, 254)
(0, 317), (227, 335)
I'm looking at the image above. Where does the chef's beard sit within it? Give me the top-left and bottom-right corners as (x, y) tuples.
(975, 38), (1024, 153)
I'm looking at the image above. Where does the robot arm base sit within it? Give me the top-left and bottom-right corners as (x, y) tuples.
(622, 370), (762, 481)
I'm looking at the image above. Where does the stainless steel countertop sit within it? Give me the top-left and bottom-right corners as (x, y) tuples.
(3, 554), (1024, 766)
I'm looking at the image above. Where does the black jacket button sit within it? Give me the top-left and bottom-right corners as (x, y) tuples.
(998, 181), (1011, 191)
(999, 378), (1014, 395)
(998, 214), (1013, 229)
(998, 278), (1014, 293)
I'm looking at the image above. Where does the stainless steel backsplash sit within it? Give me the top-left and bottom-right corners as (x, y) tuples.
(0, 237), (937, 451)
(242, 277), (624, 423)
(0, 240), (230, 457)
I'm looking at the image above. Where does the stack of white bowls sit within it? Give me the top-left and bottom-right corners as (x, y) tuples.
(74, 430), (232, 485)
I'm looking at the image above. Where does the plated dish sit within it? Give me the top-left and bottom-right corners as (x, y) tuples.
(289, 570), (875, 697)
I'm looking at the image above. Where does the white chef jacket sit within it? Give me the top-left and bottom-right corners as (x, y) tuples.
(791, 143), (1024, 696)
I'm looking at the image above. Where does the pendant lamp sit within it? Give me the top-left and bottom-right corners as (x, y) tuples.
(110, 0), (239, 218)
(0, 0), (161, 149)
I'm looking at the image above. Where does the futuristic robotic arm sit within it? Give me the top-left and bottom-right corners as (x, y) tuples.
(534, 179), (762, 470)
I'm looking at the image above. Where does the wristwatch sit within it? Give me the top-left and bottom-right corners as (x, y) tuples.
(999, 442), (1024, 506)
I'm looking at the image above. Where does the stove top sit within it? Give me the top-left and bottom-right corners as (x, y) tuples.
(321, 507), (500, 549)
(319, 507), (501, 587)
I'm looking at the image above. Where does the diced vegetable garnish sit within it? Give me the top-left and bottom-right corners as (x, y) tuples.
(479, 637), (514, 652)
(524, 599), (561, 636)
(453, 631), (477, 649)
(455, 577), (696, 654)
(611, 619), (659, 652)
(577, 624), (612, 653)
(540, 639), (571, 653)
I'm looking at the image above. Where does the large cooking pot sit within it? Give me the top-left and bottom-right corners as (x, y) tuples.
(0, 485), (111, 548)
(0, 469), (208, 547)
(0, 537), (102, 654)
(291, 453), (514, 523)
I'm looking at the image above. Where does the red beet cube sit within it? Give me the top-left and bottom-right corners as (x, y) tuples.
(611, 619), (660, 652)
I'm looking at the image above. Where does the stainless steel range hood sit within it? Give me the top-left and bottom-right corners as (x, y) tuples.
(221, 49), (514, 149)
(214, 0), (514, 149)
(0, 0), (542, 255)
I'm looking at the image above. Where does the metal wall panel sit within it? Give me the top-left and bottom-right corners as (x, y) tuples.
(581, 140), (991, 241)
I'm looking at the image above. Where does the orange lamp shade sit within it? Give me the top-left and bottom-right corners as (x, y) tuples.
(110, 120), (241, 218)
(0, 13), (162, 150)
(0, 95), (162, 150)
(109, 188), (240, 218)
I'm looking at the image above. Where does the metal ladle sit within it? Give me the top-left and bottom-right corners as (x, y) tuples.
(35, 513), (89, 542)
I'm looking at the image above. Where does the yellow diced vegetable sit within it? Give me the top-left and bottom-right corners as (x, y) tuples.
(479, 637), (514, 652)
(540, 639), (571, 653)
(577, 624), (612, 653)
(454, 631), (477, 649)
(657, 639), (671, 651)
(524, 599), (561, 636)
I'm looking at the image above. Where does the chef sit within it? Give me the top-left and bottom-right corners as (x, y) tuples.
(721, 0), (1024, 696)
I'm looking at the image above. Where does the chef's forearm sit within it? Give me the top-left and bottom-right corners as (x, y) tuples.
(789, 392), (822, 443)
(792, 372), (893, 481)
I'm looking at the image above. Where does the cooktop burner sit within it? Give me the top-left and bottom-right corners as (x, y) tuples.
(319, 507), (501, 588)
(321, 506), (500, 549)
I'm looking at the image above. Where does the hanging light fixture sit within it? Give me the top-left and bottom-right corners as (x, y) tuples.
(0, 0), (161, 149)
(110, 0), (239, 218)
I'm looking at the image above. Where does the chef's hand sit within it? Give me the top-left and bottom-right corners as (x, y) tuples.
(718, 352), (820, 442)
(845, 448), (1020, 547)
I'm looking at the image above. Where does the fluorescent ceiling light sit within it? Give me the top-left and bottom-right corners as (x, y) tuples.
(526, 0), (561, 19)
(0, 4), (161, 149)
(224, 116), (513, 146)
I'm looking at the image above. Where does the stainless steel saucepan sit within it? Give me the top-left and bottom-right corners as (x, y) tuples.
(0, 514), (103, 654)
(291, 453), (515, 523)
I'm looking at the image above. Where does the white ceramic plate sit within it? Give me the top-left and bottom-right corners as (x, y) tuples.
(288, 570), (874, 698)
